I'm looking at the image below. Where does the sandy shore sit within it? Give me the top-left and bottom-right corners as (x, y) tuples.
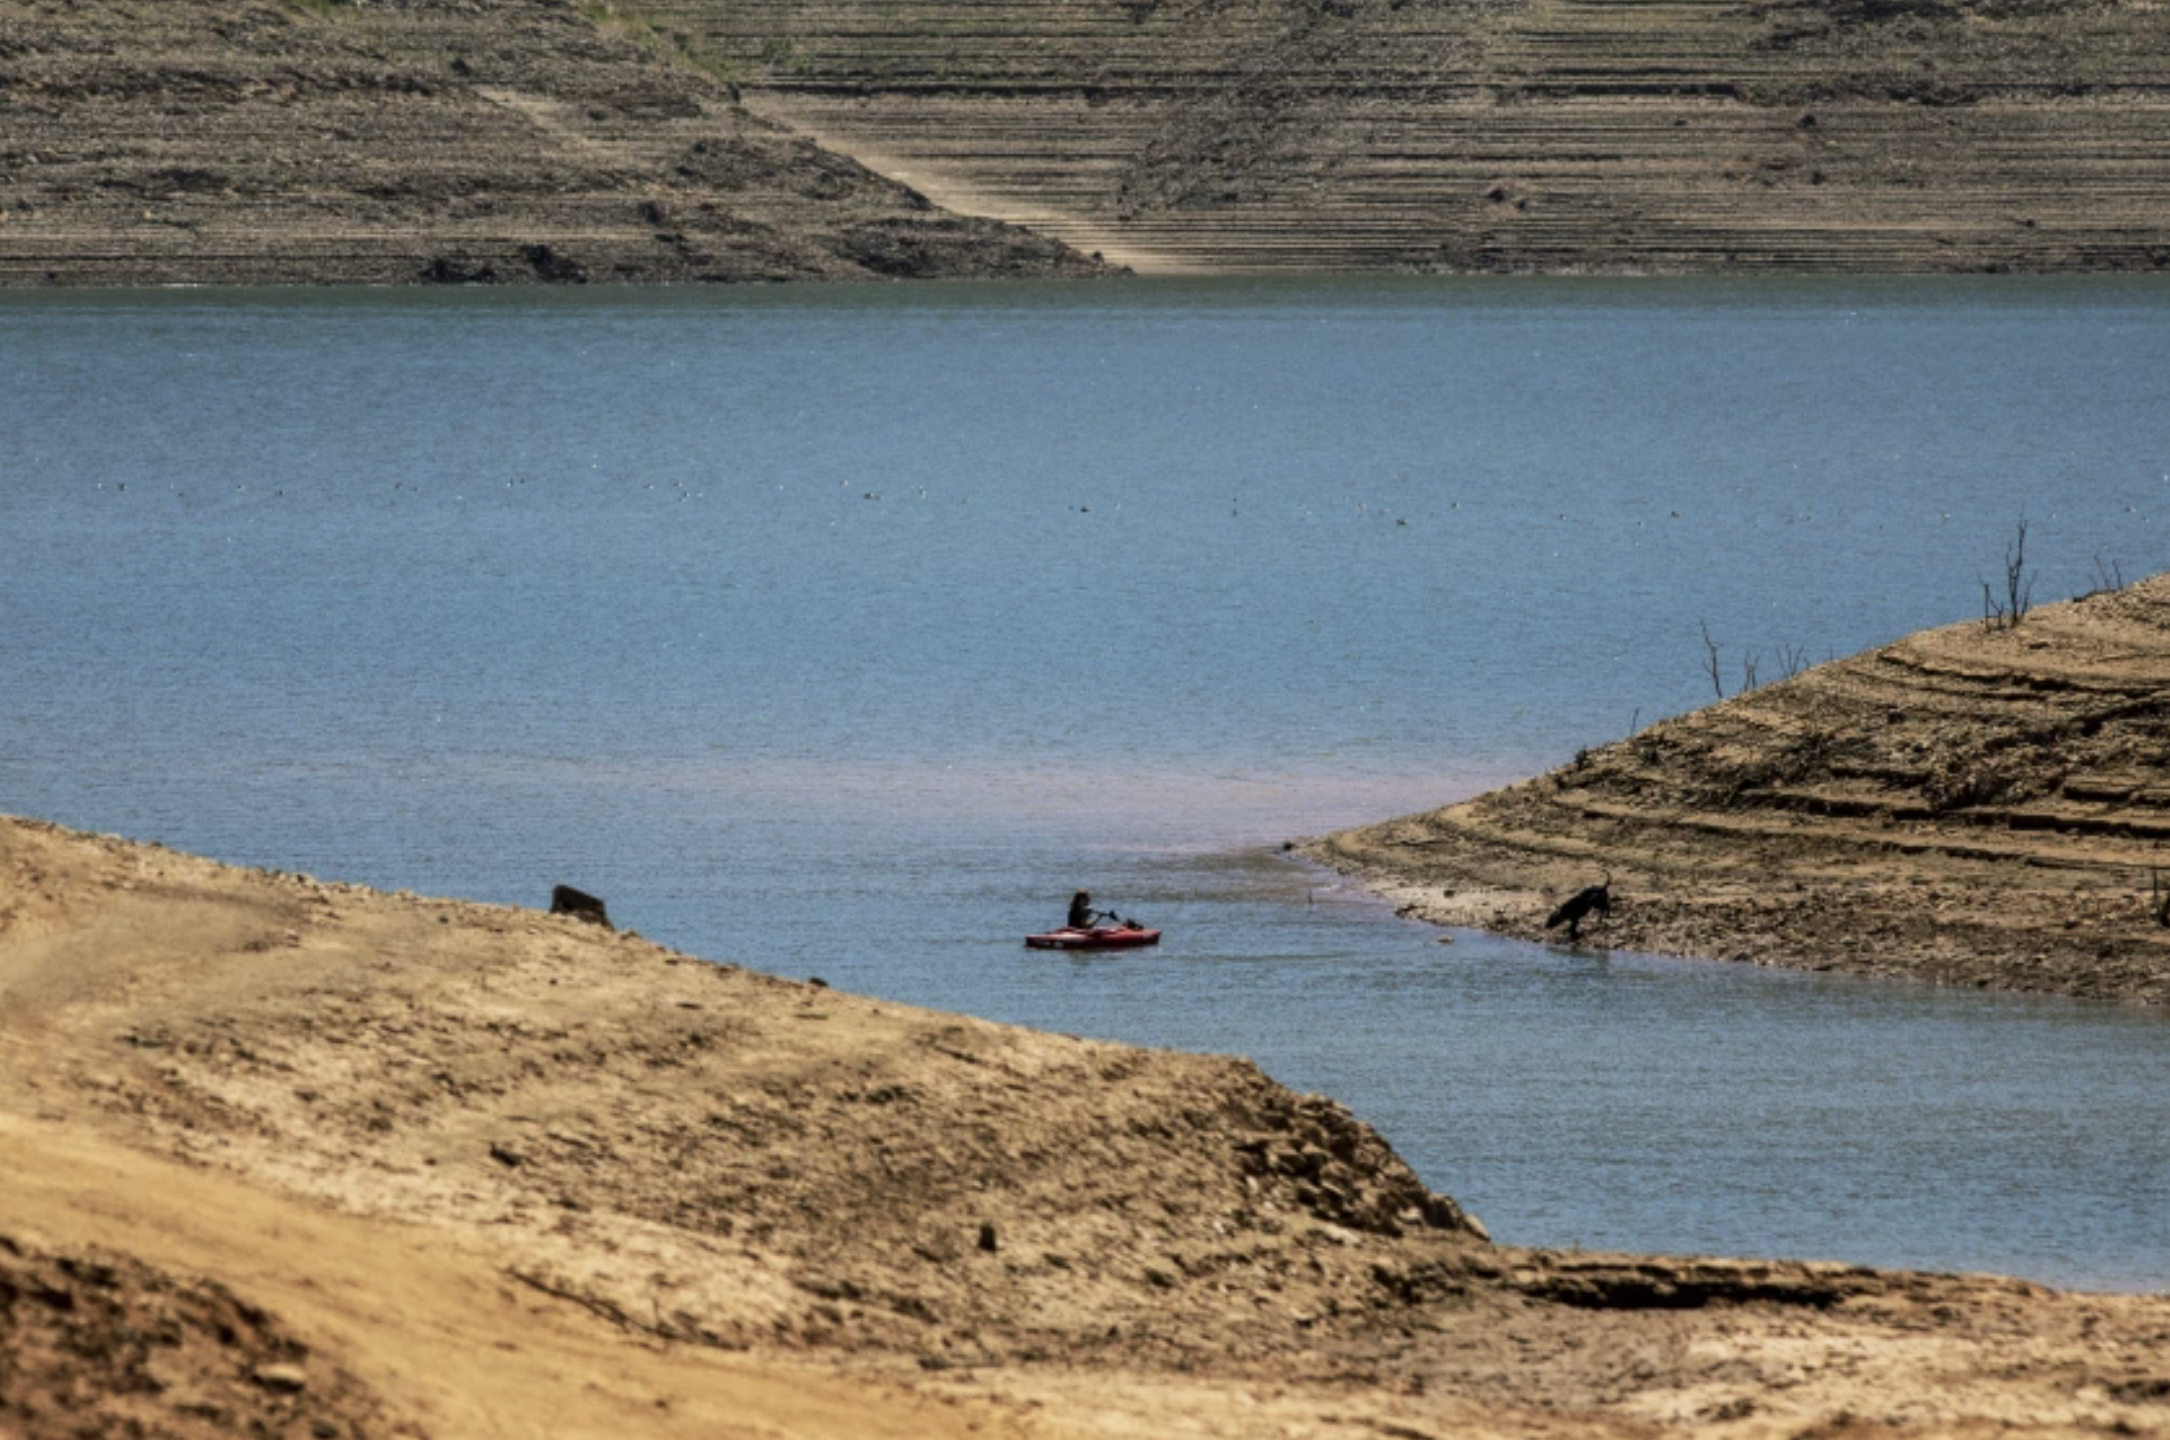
(4, 810), (2169, 1438)
(1312, 575), (2170, 1007)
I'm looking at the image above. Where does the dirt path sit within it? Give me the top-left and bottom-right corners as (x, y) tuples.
(676, 0), (2170, 276)
(741, 93), (1193, 274)
(0, 0), (1109, 287)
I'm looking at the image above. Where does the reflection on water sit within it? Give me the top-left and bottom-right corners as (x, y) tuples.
(4, 279), (2170, 1290)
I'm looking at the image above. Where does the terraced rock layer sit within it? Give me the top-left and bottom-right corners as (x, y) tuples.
(650, 0), (2170, 273)
(1315, 573), (2170, 1003)
(0, 0), (1107, 286)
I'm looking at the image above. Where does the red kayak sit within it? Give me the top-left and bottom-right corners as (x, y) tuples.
(1025, 925), (1162, 951)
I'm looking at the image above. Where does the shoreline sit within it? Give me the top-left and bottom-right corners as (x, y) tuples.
(5, 808), (2169, 1438)
(0, 1), (1113, 291)
(8, 2), (2170, 288)
(1306, 576), (2170, 1008)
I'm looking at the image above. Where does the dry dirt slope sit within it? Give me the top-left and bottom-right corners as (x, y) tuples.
(643, 0), (2170, 274)
(6, 0), (2168, 283)
(0, 0), (1108, 286)
(1315, 571), (2170, 1003)
(5, 812), (2170, 1438)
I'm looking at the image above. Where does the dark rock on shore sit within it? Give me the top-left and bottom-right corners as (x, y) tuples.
(1314, 574), (2170, 1004)
(6, 809), (2170, 1437)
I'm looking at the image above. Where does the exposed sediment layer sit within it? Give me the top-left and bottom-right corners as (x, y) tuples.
(8, 0), (2168, 282)
(6, 809), (2170, 1435)
(0, 0), (1108, 286)
(1314, 573), (2170, 1004)
(646, 0), (2170, 273)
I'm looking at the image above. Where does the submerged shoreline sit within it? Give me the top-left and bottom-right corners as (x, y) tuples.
(4, 807), (2169, 1438)
(1309, 575), (2170, 1008)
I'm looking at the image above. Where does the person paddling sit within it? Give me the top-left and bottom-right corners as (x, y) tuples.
(1026, 892), (1159, 949)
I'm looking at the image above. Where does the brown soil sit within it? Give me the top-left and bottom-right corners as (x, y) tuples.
(1312, 572), (2170, 1006)
(5, 811), (2170, 1438)
(0, 0), (1111, 286)
(0, 1232), (401, 1440)
(7, 0), (2169, 283)
(661, 0), (2170, 274)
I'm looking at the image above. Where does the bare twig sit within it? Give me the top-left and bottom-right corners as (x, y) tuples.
(2086, 551), (2126, 599)
(2005, 517), (2034, 627)
(1700, 620), (1725, 700)
(1980, 517), (2034, 632)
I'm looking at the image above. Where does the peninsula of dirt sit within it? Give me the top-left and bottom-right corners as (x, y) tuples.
(1314, 573), (2170, 1006)
(4, 811), (2170, 1439)
(6, 0), (2170, 284)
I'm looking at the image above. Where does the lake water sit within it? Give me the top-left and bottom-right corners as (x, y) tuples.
(4, 278), (2168, 1290)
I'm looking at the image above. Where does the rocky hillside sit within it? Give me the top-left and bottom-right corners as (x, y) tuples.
(650, 0), (2170, 273)
(0, 0), (1109, 285)
(6, 0), (2164, 282)
(1316, 573), (2170, 1003)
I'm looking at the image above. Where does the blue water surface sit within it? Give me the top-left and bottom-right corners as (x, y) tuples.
(3, 277), (2168, 1288)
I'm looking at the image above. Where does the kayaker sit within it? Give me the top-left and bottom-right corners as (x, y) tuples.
(1067, 890), (1103, 930)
